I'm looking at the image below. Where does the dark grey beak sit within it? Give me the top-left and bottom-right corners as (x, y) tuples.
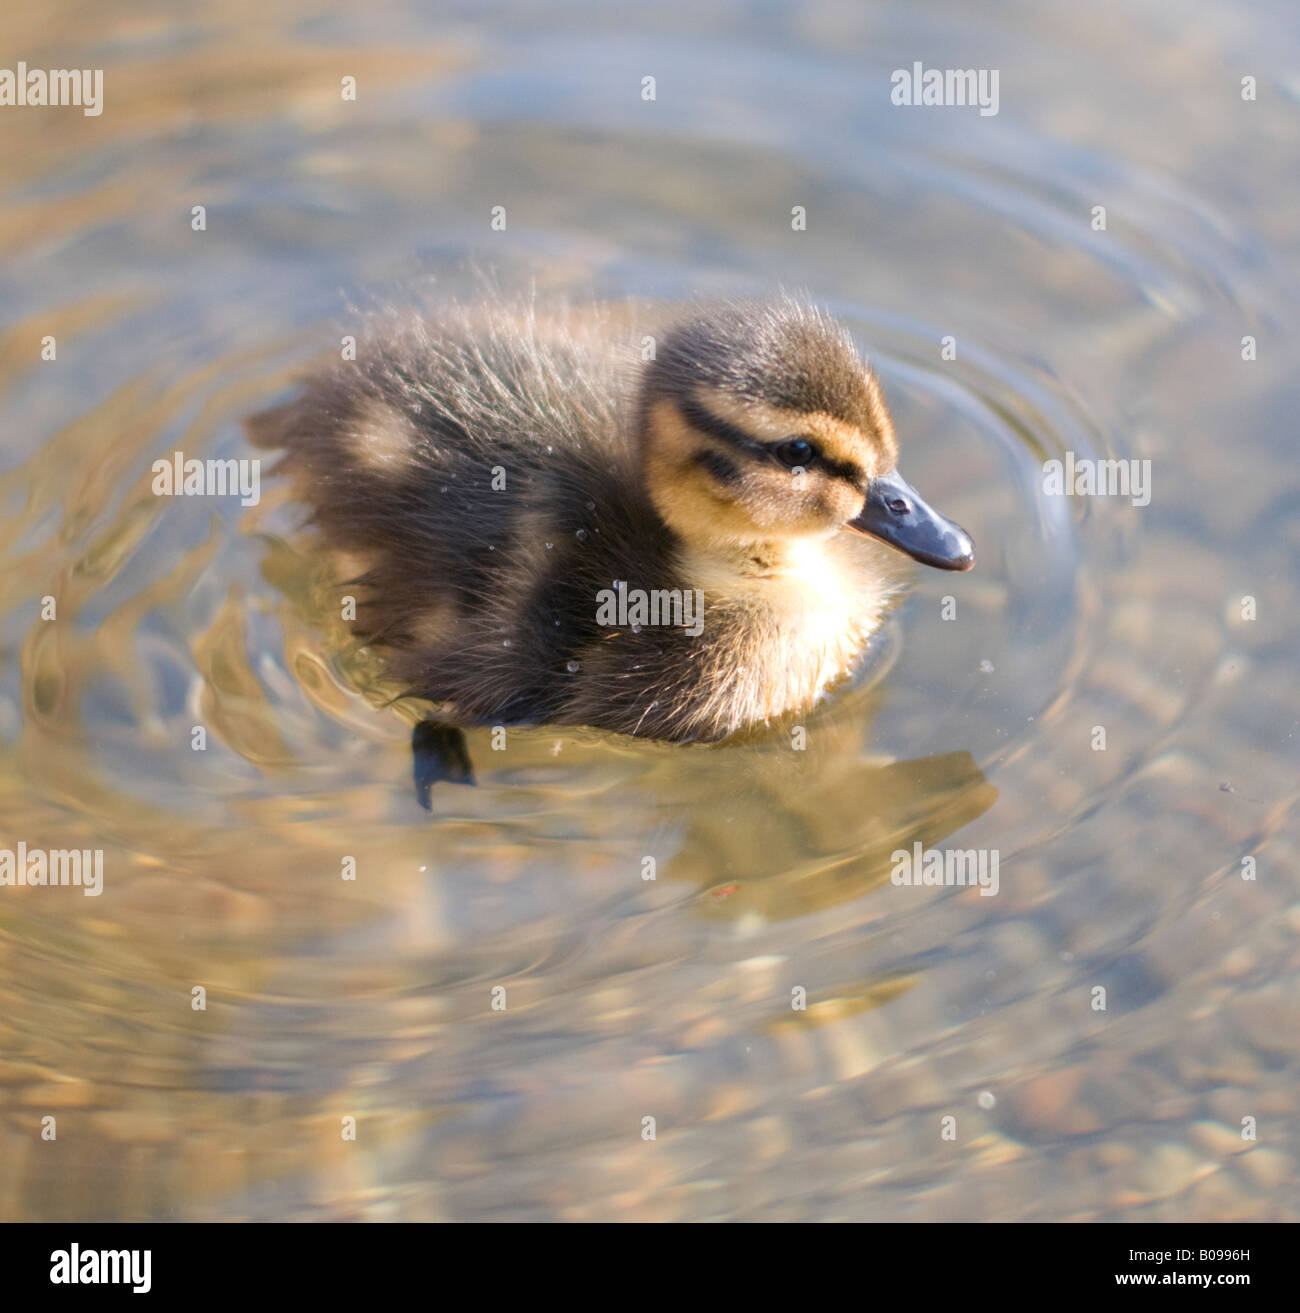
(848, 469), (975, 571)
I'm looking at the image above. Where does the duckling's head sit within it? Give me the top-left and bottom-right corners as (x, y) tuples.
(637, 300), (974, 570)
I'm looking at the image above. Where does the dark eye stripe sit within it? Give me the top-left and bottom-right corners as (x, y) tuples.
(818, 454), (869, 490)
(692, 448), (741, 486)
(679, 396), (867, 491)
(774, 440), (867, 491)
(678, 396), (768, 457)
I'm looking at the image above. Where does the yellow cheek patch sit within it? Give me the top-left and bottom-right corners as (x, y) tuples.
(647, 397), (700, 461)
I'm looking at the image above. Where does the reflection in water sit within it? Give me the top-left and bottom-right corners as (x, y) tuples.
(0, 0), (1297, 1221)
(411, 717), (997, 920)
(669, 747), (997, 922)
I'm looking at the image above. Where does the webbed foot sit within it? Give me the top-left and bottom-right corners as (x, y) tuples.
(412, 721), (475, 810)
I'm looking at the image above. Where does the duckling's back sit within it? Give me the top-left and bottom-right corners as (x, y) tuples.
(248, 304), (693, 731)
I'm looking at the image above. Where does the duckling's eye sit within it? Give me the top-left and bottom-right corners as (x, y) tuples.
(774, 438), (816, 469)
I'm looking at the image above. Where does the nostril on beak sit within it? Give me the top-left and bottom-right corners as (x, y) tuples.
(886, 498), (910, 515)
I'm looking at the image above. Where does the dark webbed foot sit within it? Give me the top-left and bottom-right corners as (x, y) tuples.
(412, 721), (475, 810)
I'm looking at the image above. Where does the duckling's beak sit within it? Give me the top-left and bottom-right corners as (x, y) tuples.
(848, 469), (975, 571)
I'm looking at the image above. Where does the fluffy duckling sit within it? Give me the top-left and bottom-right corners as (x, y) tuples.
(247, 297), (973, 745)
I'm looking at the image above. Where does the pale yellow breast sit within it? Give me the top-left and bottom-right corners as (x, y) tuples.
(685, 534), (902, 724)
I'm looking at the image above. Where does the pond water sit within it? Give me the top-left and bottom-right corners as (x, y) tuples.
(1, 0), (1297, 1221)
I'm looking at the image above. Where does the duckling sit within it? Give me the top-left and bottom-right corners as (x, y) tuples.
(247, 295), (973, 746)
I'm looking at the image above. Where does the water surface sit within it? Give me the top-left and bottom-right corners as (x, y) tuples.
(1, 0), (1297, 1221)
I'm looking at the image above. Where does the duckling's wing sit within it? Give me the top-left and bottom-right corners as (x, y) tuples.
(245, 305), (679, 724)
